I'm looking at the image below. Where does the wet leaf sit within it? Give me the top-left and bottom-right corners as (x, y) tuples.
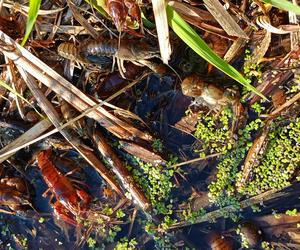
(166, 6), (266, 99)
(21, 0), (42, 46)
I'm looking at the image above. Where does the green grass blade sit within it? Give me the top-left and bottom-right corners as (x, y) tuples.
(166, 5), (266, 100)
(21, 0), (42, 46)
(141, 12), (156, 29)
(262, 0), (300, 15)
(0, 80), (44, 118)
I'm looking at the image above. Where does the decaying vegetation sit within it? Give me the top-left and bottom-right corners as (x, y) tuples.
(0, 0), (299, 249)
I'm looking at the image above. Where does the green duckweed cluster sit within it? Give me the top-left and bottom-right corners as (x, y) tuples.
(239, 118), (300, 196)
(194, 107), (233, 156)
(115, 238), (137, 250)
(208, 119), (263, 206)
(180, 205), (206, 224)
(243, 49), (263, 83)
(129, 156), (177, 215)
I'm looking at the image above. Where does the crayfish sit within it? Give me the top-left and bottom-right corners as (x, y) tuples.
(37, 149), (91, 226)
(58, 39), (160, 78)
(106, 0), (142, 33)
(0, 177), (32, 216)
(181, 74), (245, 133)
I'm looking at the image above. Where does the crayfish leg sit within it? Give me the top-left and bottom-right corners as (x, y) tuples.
(53, 201), (77, 226)
(117, 58), (127, 79)
(42, 187), (51, 198)
(76, 189), (91, 205)
(131, 60), (144, 67)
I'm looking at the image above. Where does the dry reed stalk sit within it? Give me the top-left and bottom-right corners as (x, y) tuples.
(0, 30), (152, 142)
(152, 0), (171, 64)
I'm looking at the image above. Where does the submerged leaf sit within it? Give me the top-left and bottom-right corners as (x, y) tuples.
(141, 12), (156, 29)
(166, 6), (266, 99)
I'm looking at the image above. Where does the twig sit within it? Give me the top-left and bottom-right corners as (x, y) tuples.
(171, 152), (223, 168)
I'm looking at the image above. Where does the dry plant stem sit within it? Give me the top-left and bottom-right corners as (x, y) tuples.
(168, 1), (236, 40)
(0, 31), (152, 142)
(152, 0), (171, 64)
(203, 0), (248, 38)
(18, 67), (124, 196)
(244, 30), (271, 68)
(91, 129), (151, 211)
(0, 72), (151, 161)
(223, 27), (251, 62)
(289, 0), (300, 50)
(0, 119), (52, 163)
(221, 0), (254, 29)
(169, 186), (292, 229)
(128, 208), (138, 238)
(66, 0), (99, 39)
(6, 58), (25, 119)
(248, 48), (300, 104)
(75, 146), (124, 196)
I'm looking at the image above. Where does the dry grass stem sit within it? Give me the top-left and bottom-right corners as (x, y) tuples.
(152, 0), (171, 64)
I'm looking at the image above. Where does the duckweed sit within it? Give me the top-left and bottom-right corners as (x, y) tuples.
(240, 119), (300, 196)
(129, 157), (176, 215)
(208, 119), (263, 206)
(115, 237), (137, 250)
(194, 107), (233, 156)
